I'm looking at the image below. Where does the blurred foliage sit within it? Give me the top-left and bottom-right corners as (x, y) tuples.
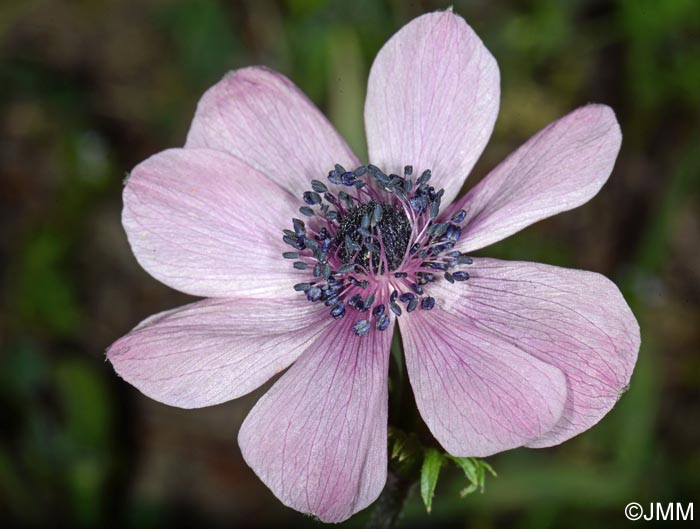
(1, 0), (699, 528)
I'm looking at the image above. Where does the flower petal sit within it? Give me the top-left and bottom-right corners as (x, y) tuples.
(238, 317), (393, 522)
(430, 258), (640, 448)
(364, 10), (500, 206)
(185, 66), (360, 198)
(107, 297), (329, 408)
(449, 104), (622, 253)
(123, 147), (301, 298)
(399, 305), (567, 457)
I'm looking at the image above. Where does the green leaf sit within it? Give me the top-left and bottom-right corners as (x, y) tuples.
(459, 482), (479, 498)
(420, 448), (444, 513)
(388, 427), (421, 468)
(449, 456), (497, 495)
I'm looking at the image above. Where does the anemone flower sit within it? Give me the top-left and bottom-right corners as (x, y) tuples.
(108, 9), (640, 523)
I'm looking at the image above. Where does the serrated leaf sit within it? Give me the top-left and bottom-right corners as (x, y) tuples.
(420, 448), (444, 513)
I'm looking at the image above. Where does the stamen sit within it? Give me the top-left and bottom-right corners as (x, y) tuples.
(281, 162), (475, 335)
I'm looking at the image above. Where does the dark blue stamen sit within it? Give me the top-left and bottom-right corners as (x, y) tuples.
(283, 235), (304, 249)
(361, 213), (370, 229)
(337, 263), (355, 274)
(288, 162), (469, 336)
(430, 223), (449, 238)
(311, 180), (328, 193)
(430, 199), (440, 219)
(348, 294), (363, 310)
(292, 218), (305, 236)
(445, 224), (461, 242)
(376, 314), (390, 331)
(416, 169), (431, 185)
(327, 171), (342, 185)
(399, 292), (414, 303)
(423, 261), (447, 270)
(451, 209), (466, 223)
(322, 263), (332, 280)
(330, 303), (346, 319)
(341, 172), (356, 186)
(307, 286), (322, 301)
(372, 203), (383, 225)
(353, 319), (371, 336)
(325, 294), (340, 306)
(303, 191), (321, 205)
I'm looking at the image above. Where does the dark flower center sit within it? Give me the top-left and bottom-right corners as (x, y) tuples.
(280, 163), (473, 336)
(336, 201), (411, 272)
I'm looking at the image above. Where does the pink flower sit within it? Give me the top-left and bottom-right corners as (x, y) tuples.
(108, 10), (640, 523)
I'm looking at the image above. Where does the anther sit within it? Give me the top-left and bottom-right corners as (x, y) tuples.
(353, 319), (371, 336)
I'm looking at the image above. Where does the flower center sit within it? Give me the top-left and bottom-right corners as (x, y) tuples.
(281, 164), (473, 336)
(336, 201), (410, 272)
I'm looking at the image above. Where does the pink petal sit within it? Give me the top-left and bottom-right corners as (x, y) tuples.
(185, 66), (360, 198)
(107, 297), (328, 408)
(450, 104), (622, 253)
(238, 317), (393, 522)
(399, 305), (567, 457)
(364, 10), (499, 206)
(428, 258), (640, 448)
(123, 148), (301, 298)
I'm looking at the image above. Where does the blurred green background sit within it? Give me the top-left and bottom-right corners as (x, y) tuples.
(1, 0), (699, 527)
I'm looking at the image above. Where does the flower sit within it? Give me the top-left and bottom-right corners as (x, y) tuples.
(108, 9), (640, 523)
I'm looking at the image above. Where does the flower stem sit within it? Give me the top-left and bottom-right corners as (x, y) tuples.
(365, 468), (415, 529)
